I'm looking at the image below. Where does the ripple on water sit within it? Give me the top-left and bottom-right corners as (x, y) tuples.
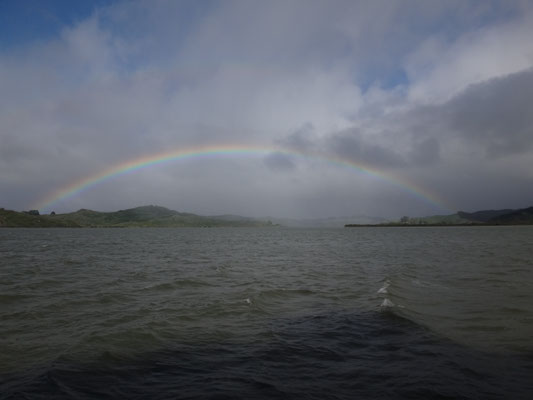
(1, 227), (533, 398)
(3, 311), (533, 399)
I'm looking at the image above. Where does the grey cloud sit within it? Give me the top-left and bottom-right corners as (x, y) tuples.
(384, 66), (533, 163)
(327, 128), (407, 168)
(444, 67), (533, 157)
(354, 67), (533, 167)
(1, 1), (533, 217)
(277, 123), (316, 152)
(409, 137), (440, 165)
(0, 133), (40, 163)
(263, 152), (296, 172)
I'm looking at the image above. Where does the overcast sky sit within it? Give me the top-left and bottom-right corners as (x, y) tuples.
(1, 0), (532, 218)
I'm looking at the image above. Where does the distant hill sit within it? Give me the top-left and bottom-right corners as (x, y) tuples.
(268, 215), (387, 228)
(407, 207), (533, 226)
(0, 206), (275, 228)
(345, 206), (533, 227)
(0, 208), (80, 227)
(4, 204), (532, 228)
(457, 209), (515, 223)
(413, 213), (471, 225)
(488, 206), (533, 225)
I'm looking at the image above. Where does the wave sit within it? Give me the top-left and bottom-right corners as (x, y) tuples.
(377, 268), (533, 354)
(3, 310), (532, 399)
(141, 278), (214, 291)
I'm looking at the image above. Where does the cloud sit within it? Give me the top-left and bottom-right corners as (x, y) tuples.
(444, 67), (533, 158)
(1, 0), (533, 217)
(263, 153), (296, 172)
(327, 128), (407, 167)
(405, 9), (533, 103)
(409, 137), (440, 165)
(276, 123), (316, 152)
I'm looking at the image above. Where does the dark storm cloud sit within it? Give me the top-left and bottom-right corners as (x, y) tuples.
(269, 59), (533, 215)
(323, 66), (533, 169)
(327, 128), (407, 167)
(381, 66), (533, 165)
(444, 67), (533, 158)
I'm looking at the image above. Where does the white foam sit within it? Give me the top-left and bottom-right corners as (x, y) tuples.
(377, 280), (390, 294)
(380, 298), (394, 308)
(244, 298), (252, 304)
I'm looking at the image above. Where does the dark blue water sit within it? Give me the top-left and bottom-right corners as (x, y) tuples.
(1, 227), (532, 399)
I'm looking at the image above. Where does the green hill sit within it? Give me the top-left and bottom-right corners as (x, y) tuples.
(0, 208), (80, 227)
(399, 207), (533, 226)
(415, 213), (472, 225)
(0, 206), (274, 228)
(345, 206), (533, 227)
(457, 209), (515, 223)
(488, 207), (533, 225)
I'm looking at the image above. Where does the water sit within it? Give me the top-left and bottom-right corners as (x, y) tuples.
(1, 227), (532, 399)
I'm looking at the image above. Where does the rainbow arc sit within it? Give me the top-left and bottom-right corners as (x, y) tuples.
(34, 145), (453, 213)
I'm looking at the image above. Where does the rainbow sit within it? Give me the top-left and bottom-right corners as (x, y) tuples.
(33, 144), (453, 212)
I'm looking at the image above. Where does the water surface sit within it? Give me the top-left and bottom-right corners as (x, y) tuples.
(1, 227), (532, 398)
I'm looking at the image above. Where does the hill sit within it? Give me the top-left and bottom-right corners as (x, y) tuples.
(457, 209), (515, 223)
(398, 206), (533, 226)
(488, 206), (533, 225)
(267, 215), (387, 228)
(0, 206), (274, 228)
(345, 206), (533, 227)
(0, 208), (80, 227)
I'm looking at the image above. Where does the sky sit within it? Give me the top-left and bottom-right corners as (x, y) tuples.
(1, 0), (533, 219)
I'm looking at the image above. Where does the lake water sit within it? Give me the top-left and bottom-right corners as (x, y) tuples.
(1, 227), (532, 399)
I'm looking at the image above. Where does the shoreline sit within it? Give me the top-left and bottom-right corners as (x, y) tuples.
(344, 223), (532, 227)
